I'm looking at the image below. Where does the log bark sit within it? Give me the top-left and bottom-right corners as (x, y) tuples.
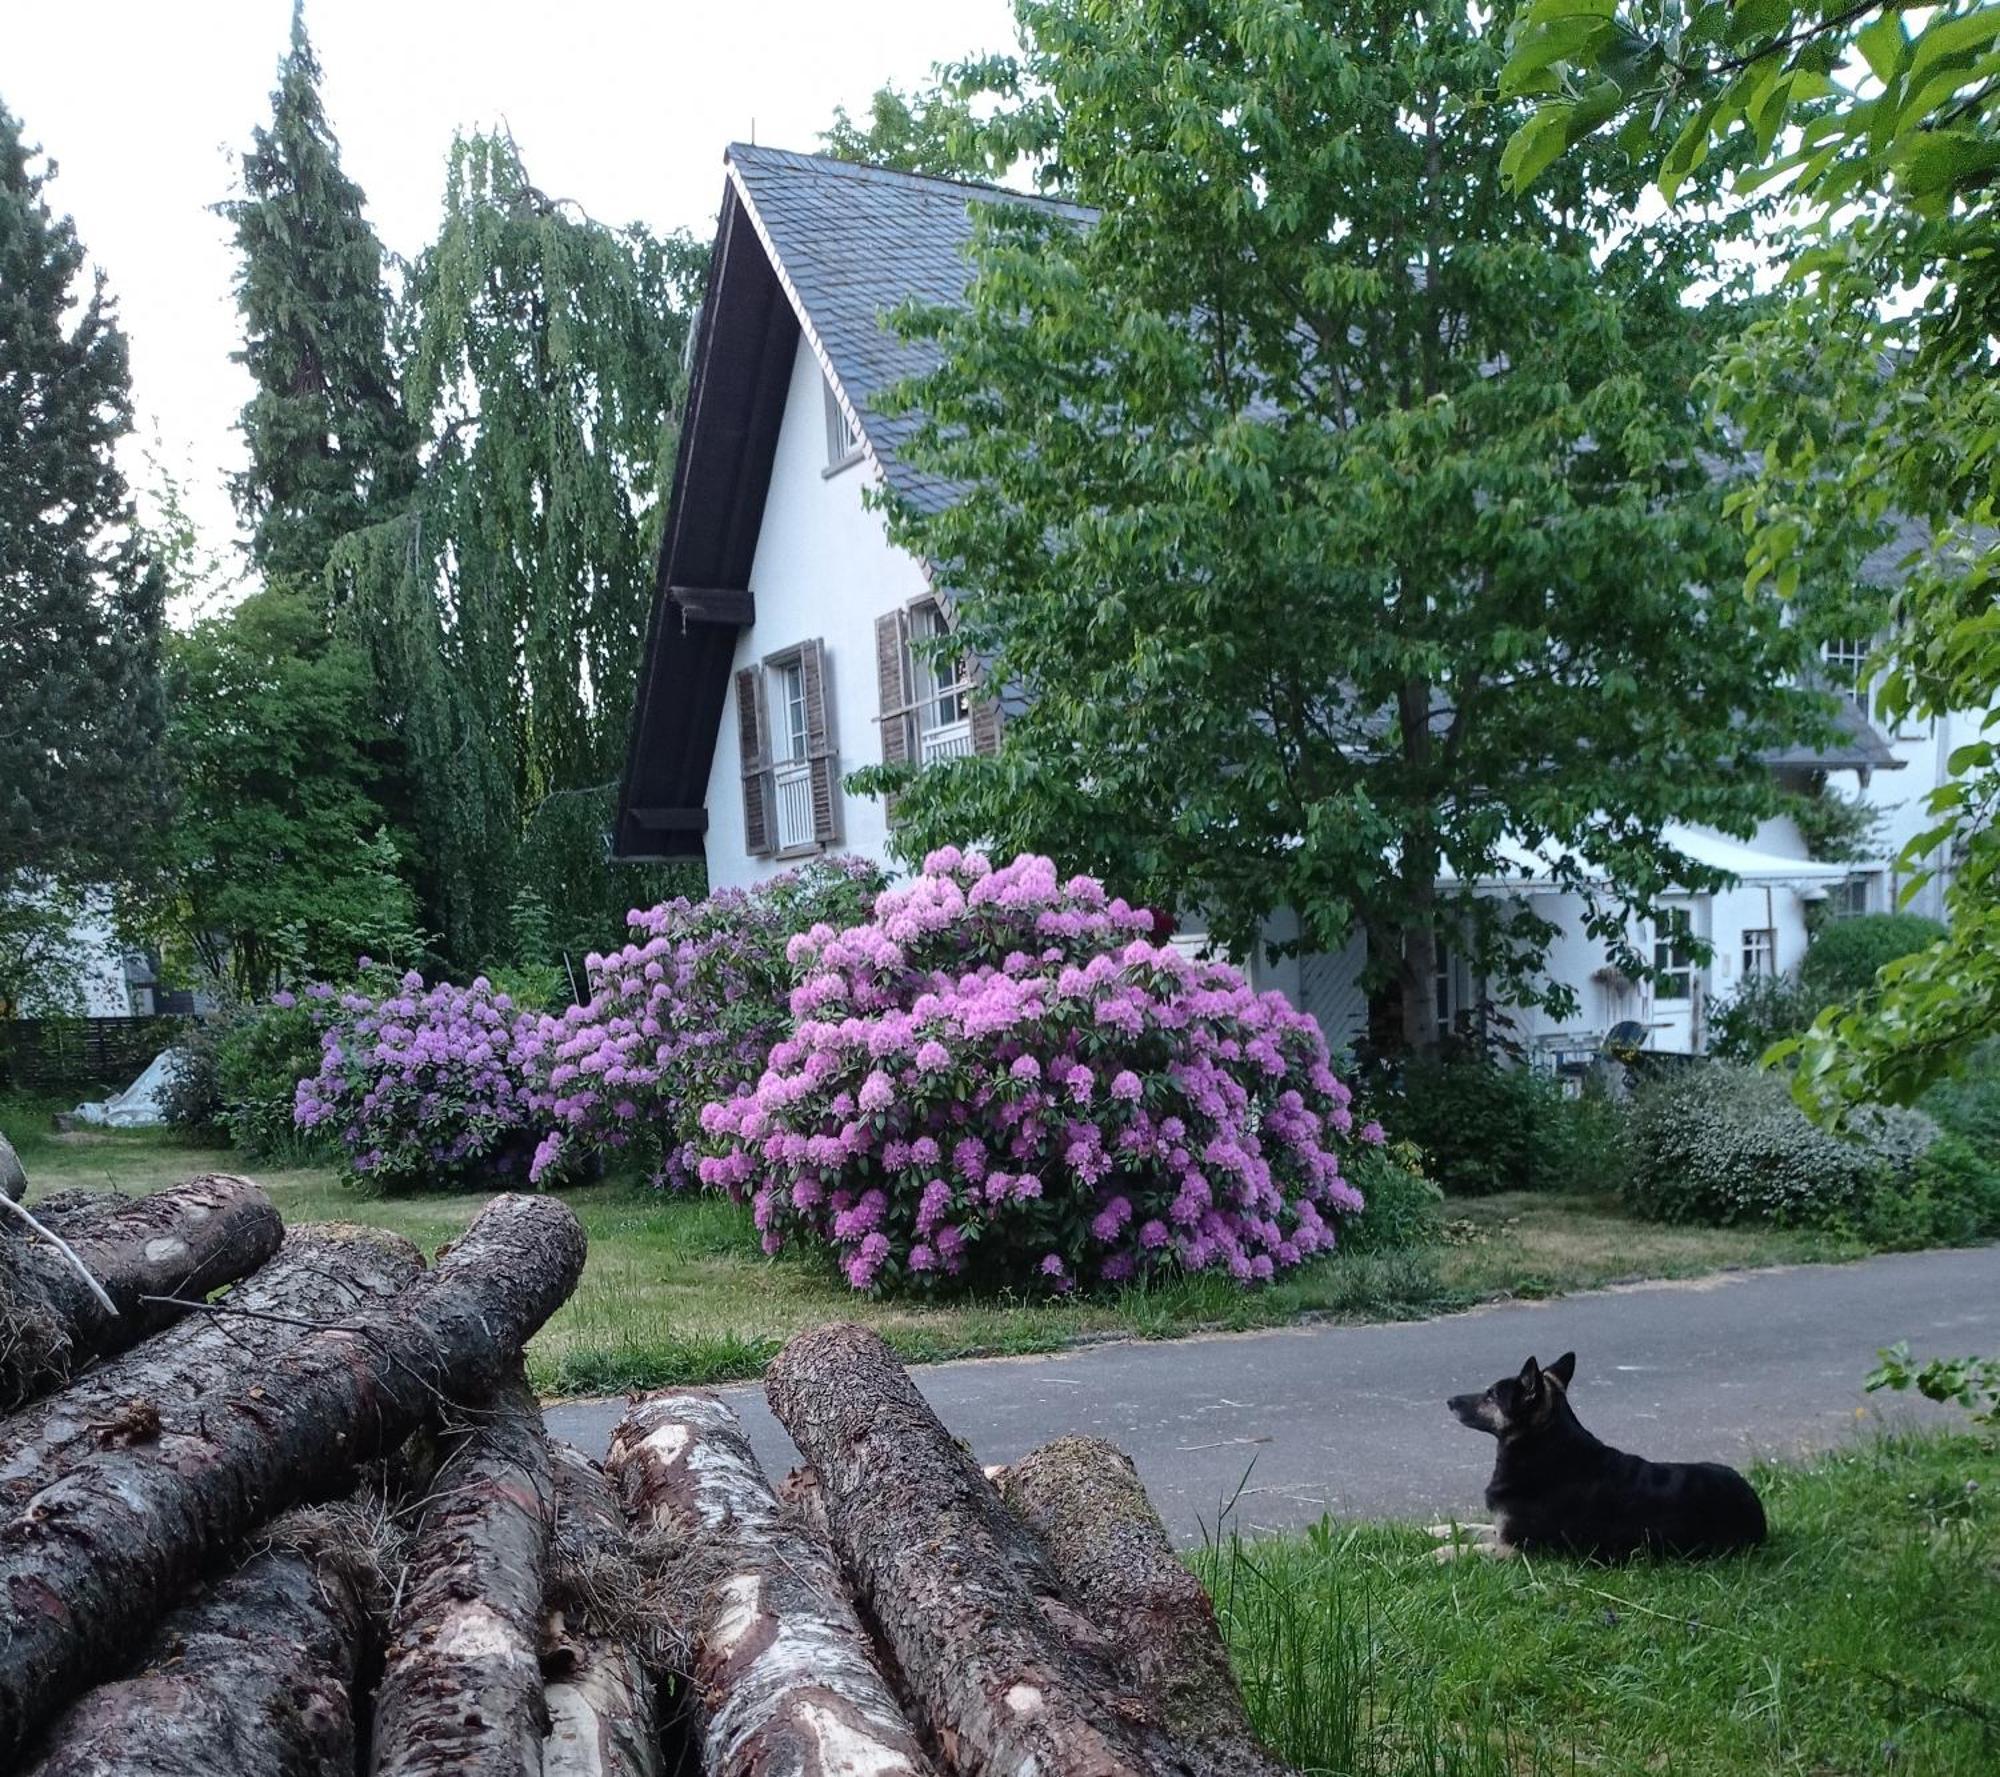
(542, 1440), (663, 1777)
(0, 1191), (585, 1763)
(0, 1135), (25, 1202)
(609, 1390), (932, 1777)
(0, 1173), (283, 1408)
(996, 1440), (1289, 1777)
(20, 1503), (384, 1777)
(0, 1223), (426, 1506)
(766, 1326), (1187, 1777)
(372, 1364), (555, 1777)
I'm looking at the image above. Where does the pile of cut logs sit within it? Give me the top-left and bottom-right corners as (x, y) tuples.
(0, 1173), (1285, 1777)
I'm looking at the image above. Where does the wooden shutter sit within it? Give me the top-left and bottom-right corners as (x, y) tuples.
(969, 665), (1003, 756)
(735, 666), (774, 857)
(800, 637), (842, 846)
(875, 611), (914, 765)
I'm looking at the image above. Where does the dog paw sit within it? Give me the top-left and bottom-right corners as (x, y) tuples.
(1427, 1521), (1495, 1541)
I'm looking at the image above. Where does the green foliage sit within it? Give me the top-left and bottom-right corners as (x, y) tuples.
(863, 0), (1826, 1052)
(1869, 1344), (2000, 1428)
(1800, 912), (1948, 1002)
(822, 82), (997, 179)
(1707, 970), (1821, 1063)
(1371, 1054), (1627, 1197)
(1849, 1133), (2000, 1250)
(1497, 8), (2000, 1116)
(214, 1001), (335, 1159)
(133, 587), (422, 999)
(332, 132), (706, 963)
(217, 3), (411, 585)
(1917, 1042), (2000, 1152)
(1337, 1141), (1447, 1254)
(1788, 778), (1880, 863)
(0, 881), (87, 1016)
(1627, 1062), (1935, 1226)
(0, 100), (168, 903)
(514, 784), (701, 970)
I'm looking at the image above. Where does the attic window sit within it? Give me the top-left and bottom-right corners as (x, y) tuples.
(824, 378), (862, 471)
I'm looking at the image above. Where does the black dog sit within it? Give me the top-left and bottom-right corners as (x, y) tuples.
(1440, 1352), (1767, 1559)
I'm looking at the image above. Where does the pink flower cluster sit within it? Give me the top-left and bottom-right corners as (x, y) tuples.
(697, 850), (1370, 1293)
(295, 969), (534, 1190)
(516, 858), (884, 1188)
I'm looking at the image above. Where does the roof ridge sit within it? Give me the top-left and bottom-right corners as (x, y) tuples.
(724, 141), (1090, 217)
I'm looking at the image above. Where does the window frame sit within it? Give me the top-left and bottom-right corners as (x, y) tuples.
(823, 379), (863, 475)
(1741, 926), (1776, 979)
(906, 601), (972, 759)
(1652, 907), (1698, 1005)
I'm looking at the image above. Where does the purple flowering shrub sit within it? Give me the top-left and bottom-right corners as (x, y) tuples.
(697, 850), (1376, 1293)
(295, 969), (536, 1190)
(516, 858), (886, 1189)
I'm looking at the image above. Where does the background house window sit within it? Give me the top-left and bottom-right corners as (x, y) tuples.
(1741, 927), (1776, 977)
(1821, 636), (1872, 714)
(1653, 908), (1696, 1003)
(909, 603), (971, 760)
(824, 379), (861, 468)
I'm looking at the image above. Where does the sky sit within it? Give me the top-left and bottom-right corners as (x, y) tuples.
(3, 0), (1018, 606)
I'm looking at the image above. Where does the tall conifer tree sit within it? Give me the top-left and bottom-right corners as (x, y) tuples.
(220, 1), (409, 586)
(0, 100), (168, 893)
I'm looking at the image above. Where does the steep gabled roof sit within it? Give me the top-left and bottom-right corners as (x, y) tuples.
(613, 146), (1081, 862)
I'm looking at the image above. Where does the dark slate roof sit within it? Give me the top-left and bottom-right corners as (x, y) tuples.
(727, 145), (1090, 516)
(1762, 694), (1903, 773)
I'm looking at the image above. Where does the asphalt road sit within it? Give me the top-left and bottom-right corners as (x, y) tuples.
(544, 1244), (2000, 1540)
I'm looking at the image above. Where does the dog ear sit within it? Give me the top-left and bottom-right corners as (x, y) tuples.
(1547, 1351), (1576, 1389)
(1517, 1355), (1541, 1393)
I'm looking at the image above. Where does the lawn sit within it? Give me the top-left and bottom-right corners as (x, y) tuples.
(1207, 1432), (2000, 1775)
(8, 1107), (1875, 1397)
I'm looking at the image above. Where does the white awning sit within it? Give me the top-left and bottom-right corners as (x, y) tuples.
(1438, 824), (1856, 893)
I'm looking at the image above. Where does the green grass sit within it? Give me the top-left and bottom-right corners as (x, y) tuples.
(2, 1100), (1900, 1397)
(1204, 1432), (2000, 1776)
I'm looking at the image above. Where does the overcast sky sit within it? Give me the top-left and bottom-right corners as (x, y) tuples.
(4, 0), (1017, 603)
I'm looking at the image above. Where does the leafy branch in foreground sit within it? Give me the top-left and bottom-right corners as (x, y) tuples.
(1868, 1340), (2000, 1428)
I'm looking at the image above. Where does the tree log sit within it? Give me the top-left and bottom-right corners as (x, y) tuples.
(767, 1326), (1198, 1777)
(0, 1135), (25, 1203)
(542, 1440), (663, 1777)
(996, 1440), (1288, 1777)
(20, 1502), (385, 1777)
(372, 1364), (555, 1777)
(609, 1390), (932, 1777)
(0, 1223), (426, 1499)
(0, 1173), (283, 1408)
(0, 1191), (585, 1763)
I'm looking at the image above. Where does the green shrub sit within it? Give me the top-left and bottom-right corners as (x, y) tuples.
(1800, 912), (1947, 1001)
(1626, 1062), (1936, 1227)
(215, 1000), (336, 1159)
(1372, 1053), (1626, 1196)
(1708, 972), (1821, 1062)
(1917, 1041), (2000, 1151)
(1337, 1141), (1446, 1254)
(1846, 1133), (2000, 1249)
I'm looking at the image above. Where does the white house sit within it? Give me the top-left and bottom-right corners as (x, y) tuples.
(615, 145), (1945, 1061)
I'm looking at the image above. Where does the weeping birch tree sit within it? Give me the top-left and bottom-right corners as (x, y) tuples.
(334, 132), (705, 963)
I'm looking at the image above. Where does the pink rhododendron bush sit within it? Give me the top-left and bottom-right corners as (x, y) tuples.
(296, 969), (536, 1190)
(698, 850), (1375, 1293)
(517, 858), (885, 1189)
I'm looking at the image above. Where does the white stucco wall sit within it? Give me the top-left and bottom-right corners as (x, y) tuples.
(1853, 711), (1968, 922)
(701, 333), (933, 893)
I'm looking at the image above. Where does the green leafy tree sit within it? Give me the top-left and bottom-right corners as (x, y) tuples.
(0, 100), (168, 926)
(137, 586), (421, 999)
(1498, 4), (2000, 1114)
(861, 0), (1823, 1051)
(218, 1), (411, 586)
(333, 131), (705, 963)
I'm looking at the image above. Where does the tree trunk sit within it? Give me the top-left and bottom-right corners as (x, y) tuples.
(542, 1440), (662, 1777)
(609, 1389), (932, 1777)
(765, 1324), (1188, 1777)
(995, 1440), (1289, 1777)
(0, 1173), (283, 1408)
(0, 1191), (585, 1764)
(0, 1135), (25, 1203)
(20, 1503), (383, 1777)
(1, 1223), (425, 1500)
(372, 1365), (555, 1777)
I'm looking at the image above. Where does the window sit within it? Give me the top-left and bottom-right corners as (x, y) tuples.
(1821, 636), (1872, 714)
(1434, 942), (1453, 1031)
(909, 603), (970, 758)
(1653, 908), (1696, 1003)
(736, 642), (840, 858)
(1741, 927), (1776, 978)
(824, 379), (861, 469)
